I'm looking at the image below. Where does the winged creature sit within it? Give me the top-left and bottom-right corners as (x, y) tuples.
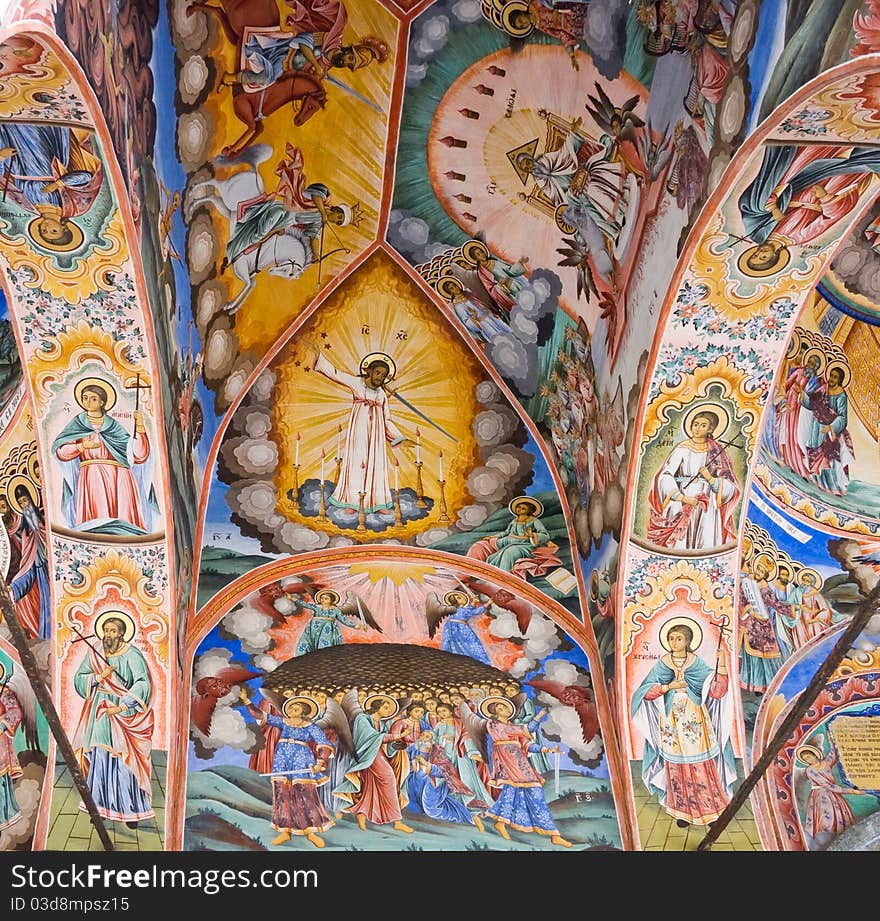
(191, 663), (263, 735)
(526, 676), (599, 744)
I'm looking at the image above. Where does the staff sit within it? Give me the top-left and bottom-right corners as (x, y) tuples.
(678, 435), (744, 493)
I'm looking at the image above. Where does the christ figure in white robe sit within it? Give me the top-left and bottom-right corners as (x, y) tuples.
(314, 352), (415, 514)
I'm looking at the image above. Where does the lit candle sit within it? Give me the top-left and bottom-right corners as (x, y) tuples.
(295, 432), (300, 466)
(439, 449), (444, 481)
(394, 459), (399, 493)
(416, 427), (421, 464)
(320, 448), (325, 483)
(336, 424), (342, 459)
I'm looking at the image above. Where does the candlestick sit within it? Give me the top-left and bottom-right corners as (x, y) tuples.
(439, 449), (444, 482)
(415, 427), (421, 465)
(393, 460), (402, 526)
(356, 490), (367, 531)
(289, 464), (301, 512)
(415, 460), (427, 508)
(336, 425), (342, 460)
(317, 450), (328, 521)
(437, 477), (450, 523)
(295, 432), (300, 466)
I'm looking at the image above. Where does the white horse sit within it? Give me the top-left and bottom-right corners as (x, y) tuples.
(184, 145), (312, 314)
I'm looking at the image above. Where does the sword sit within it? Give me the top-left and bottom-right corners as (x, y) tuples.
(355, 594), (366, 627)
(261, 767), (318, 778)
(554, 748), (560, 798)
(324, 73), (382, 113)
(388, 389), (458, 444)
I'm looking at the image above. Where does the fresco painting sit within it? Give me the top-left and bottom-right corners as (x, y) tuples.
(0, 0), (876, 856)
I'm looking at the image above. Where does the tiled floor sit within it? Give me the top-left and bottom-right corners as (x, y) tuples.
(45, 751), (166, 852)
(631, 762), (763, 851)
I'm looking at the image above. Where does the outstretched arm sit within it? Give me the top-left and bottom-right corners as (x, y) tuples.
(314, 351), (361, 391)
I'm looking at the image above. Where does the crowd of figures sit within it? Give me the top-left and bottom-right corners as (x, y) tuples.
(236, 681), (572, 849)
(738, 526), (841, 695)
(541, 322), (624, 505)
(765, 328), (855, 497)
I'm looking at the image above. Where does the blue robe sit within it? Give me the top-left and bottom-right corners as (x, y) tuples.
(440, 604), (490, 664)
(405, 743), (474, 825)
(295, 602), (359, 655)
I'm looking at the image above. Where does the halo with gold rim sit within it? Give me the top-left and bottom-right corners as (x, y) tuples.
(825, 358), (852, 388)
(74, 377), (118, 412)
(362, 693), (399, 718)
(508, 495), (543, 517)
(436, 274), (464, 301)
(444, 590), (468, 607)
(461, 239), (490, 266)
(282, 695), (319, 720)
(802, 347), (827, 375)
(26, 453), (41, 487)
(0, 661), (5, 684)
(795, 743), (823, 765)
(7, 474), (38, 514)
(314, 589), (340, 606)
(478, 695), (516, 720)
(659, 616), (703, 652)
(501, 0), (534, 37)
(682, 401), (730, 441)
(94, 609), (137, 643)
(797, 567), (823, 589)
(736, 242), (791, 278)
(785, 329), (801, 360)
(359, 351), (397, 383)
(751, 551), (778, 583)
(27, 216), (85, 253)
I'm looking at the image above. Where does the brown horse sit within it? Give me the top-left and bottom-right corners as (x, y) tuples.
(187, 0), (329, 156)
(186, 0), (280, 45)
(222, 71), (327, 157)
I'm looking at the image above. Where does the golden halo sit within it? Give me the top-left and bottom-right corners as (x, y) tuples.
(26, 453), (41, 487)
(0, 661), (5, 684)
(737, 242), (791, 278)
(776, 560), (794, 579)
(741, 534), (754, 563)
(94, 609), (137, 643)
(509, 495), (543, 517)
(751, 552), (778, 582)
(27, 216), (85, 253)
(362, 693), (399, 718)
(501, 0), (533, 37)
(825, 359), (852, 388)
(74, 377), (118, 412)
(554, 204), (577, 235)
(682, 402), (730, 441)
(479, 695), (516, 720)
(802, 347), (827, 376)
(436, 274), (464, 301)
(7, 474), (38, 514)
(785, 329), (801, 360)
(795, 743), (823, 765)
(282, 695), (319, 720)
(359, 352), (397, 383)
(314, 589), (340, 606)
(444, 591), (468, 607)
(589, 569), (599, 600)
(797, 567), (823, 588)
(461, 239), (490, 266)
(659, 616), (704, 652)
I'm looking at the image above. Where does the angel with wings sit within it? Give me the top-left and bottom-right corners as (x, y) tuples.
(425, 589), (492, 664)
(239, 688), (351, 848)
(459, 697), (571, 847)
(0, 663), (39, 833)
(281, 588), (382, 656)
(332, 690), (414, 834)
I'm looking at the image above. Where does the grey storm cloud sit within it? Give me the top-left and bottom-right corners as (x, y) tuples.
(474, 407), (520, 445)
(584, 0), (628, 81)
(191, 645), (262, 756)
(404, 0), (484, 88)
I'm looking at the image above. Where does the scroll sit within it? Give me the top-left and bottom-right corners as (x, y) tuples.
(829, 715), (880, 792)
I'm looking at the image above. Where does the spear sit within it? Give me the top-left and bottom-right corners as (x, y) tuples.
(678, 435), (744, 492)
